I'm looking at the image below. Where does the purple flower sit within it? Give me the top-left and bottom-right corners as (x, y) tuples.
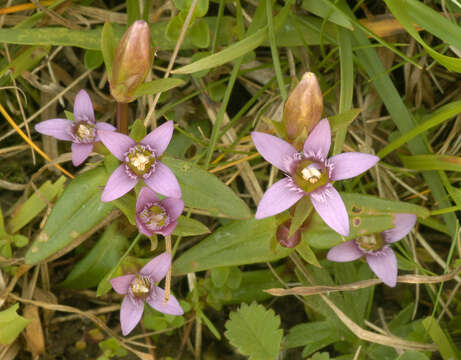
(251, 118), (379, 236)
(110, 252), (184, 336)
(98, 120), (181, 202)
(34, 89), (116, 166)
(136, 187), (184, 237)
(327, 213), (417, 287)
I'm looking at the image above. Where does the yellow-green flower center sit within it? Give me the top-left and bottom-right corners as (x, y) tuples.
(293, 159), (329, 193)
(74, 121), (95, 143)
(139, 203), (169, 231)
(126, 145), (156, 176)
(356, 234), (385, 252)
(130, 276), (151, 299)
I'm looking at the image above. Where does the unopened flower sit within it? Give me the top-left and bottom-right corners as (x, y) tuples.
(35, 90), (116, 166)
(110, 252), (183, 336)
(276, 221), (301, 248)
(327, 213), (417, 287)
(110, 20), (151, 103)
(98, 121), (181, 202)
(136, 187), (184, 237)
(283, 72), (323, 141)
(251, 119), (379, 236)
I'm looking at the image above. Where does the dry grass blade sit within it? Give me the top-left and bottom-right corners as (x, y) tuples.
(265, 264), (461, 296)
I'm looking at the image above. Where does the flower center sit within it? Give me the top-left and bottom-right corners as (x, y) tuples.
(125, 144), (156, 177)
(73, 121), (95, 143)
(139, 203), (169, 231)
(356, 234), (385, 253)
(130, 276), (151, 299)
(293, 159), (329, 193)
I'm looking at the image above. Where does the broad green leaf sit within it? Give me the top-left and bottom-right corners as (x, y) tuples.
(25, 167), (114, 264)
(173, 216), (210, 236)
(401, 155), (461, 172)
(173, 218), (291, 275)
(397, 351), (430, 360)
(422, 317), (460, 360)
(84, 49), (103, 70)
(190, 20), (210, 48)
(58, 222), (128, 289)
(0, 46), (49, 79)
(306, 193), (428, 249)
(162, 156), (251, 219)
(133, 78), (185, 97)
(211, 267), (230, 288)
(384, 0), (461, 72)
(0, 304), (31, 345)
(165, 12), (186, 42)
(173, 27), (267, 74)
(328, 108), (361, 132)
(225, 303), (283, 360)
(101, 22), (117, 76)
(8, 177), (66, 234)
(112, 194), (136, 225)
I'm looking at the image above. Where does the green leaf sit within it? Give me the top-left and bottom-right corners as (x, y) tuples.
(133, 78), (185, 96)
(301, 0), (352, 29)
(112, 194), (136, 225)
(126, 0), (141, 26)
(84, 49), (103, 70)
(173, 27), (267, 74)
(162, 156), (251, 219)
(0, 304), (31, 345)
(284, 321), (341, 354)
(101, 22), (117, 77)
(8, 177), (66, 234)
(328, 108), (361, 132)
(59, 222), (128, 289)
(422, 317), (460, 360)
(25, 167), (114, 264)
(173, 216), (210, 236)
(211, 267), (230, 288)
(289, 196), (312, 237)
(0, 45), (49, 79)
(128, 118), (147, 142)
(225, 303), (283, 360)
(397, 351), (430, 360)
(173, 217), (291, 275)
(401, 155), (461, 172)
(296, 233), (320, 267)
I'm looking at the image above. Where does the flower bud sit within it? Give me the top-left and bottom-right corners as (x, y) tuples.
(276, 221), (301, 248)
(110, 20), (151, 103)
(283, 72), (323, 141)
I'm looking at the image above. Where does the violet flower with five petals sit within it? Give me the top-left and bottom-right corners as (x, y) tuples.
(98, 120), (181, 202)
(327, 213), (417, 287)
(110, 252), (184, 336)
(136, 187), (184, 237)
(251, 118), (379, 236)
(35, 89), (116, 166)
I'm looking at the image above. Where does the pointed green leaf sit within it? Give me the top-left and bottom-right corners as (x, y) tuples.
(173, 216), (210, 236)
(101, 22), (117, 76)
(0, 304), (31, 345)
(133, 78), (185, 96)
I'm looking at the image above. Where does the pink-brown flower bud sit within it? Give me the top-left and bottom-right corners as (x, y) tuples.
(276, 221), (301, 248)
(110, 20), (152, 103)
(283, 72), (323, 141)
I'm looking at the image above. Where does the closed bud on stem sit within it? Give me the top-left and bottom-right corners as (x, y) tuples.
(276, 221), (301, 248)
(110, 20), (152, 103)
(283, 72), (323, 141)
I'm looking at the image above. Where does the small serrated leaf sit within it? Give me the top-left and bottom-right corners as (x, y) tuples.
(225, 303), (283, 360)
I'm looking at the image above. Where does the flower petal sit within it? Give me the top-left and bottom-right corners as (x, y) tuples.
(110, 274), (136, 295)
(255, 178), (304, 219)
(327, 240), (363, 262)
(101, 164), (138, 202)
(328, 152), (379, 181)
(144, 162), (181, 198)
(251, 132), (298, 174)
(309, 184), (349, 236)
(146, 287), (184, 316)
(383, 213), (417, 243)
(303, 118), (331, 161)
(136, 187), (159, 213)
(71, 143), (93, 166)
(140, 252), (171, 282)
(120, 295), (144, 336)
(73, 89), (95, 123)
(157, 221), (178, 237)
(35, 119), (74, 141)
(135, 216), (154, 237)
(366, 247), (397, 287)
(160, 198), (184, 221)
(98, 130), (137, 161)
(140, 120), (174, 156)
(95, 122), (116, 132)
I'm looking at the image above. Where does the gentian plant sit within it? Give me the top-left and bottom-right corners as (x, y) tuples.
(98, 120), (181, 202)
(110, 252), (183, 336)
(252, 118), (379, 236)
(327, 213), (417, 286)
(34, 89), (116, 166)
